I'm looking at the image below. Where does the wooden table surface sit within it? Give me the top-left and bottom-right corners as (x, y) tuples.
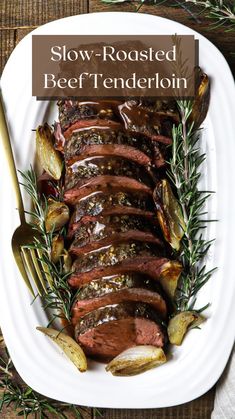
(0, 1), (234, 418)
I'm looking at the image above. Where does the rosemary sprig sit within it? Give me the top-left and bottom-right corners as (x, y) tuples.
(20, 168), (75, 322)
(168, 100), (215, 311)
(185, 0), (235, 30)
(101, 0), (235, 30)
(0, 331), (85, 418)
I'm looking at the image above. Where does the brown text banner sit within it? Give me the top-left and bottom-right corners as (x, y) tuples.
(32, 35), (197, 99)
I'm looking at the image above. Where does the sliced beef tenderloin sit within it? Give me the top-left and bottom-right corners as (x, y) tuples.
(74, 273), (172, 315)
(69, 210), (156, 239)
(69, 257), (181, 288)
(65, 156), (155, 192)
(71, 242), (164, 275)
(68, 242), (181, 287)
(57, 100), (174, 164)
(58, 99), (122, 132)
(69, 214), (162, 255)
(74, 302), (167, 361)
(66, 144), (152, 169)
(71, 274), (167, 323)
(76, 274), (159, 299)
(58, 99), (178, 135)
(118, 100), (177, 142)
(64, 125), (151, 158)
(67, 190), (155, 238)
(72, 288), (167, 323)
(63, 175), (152, 205)
(63, 119), (122, 141)
(63, 125), (166, 168)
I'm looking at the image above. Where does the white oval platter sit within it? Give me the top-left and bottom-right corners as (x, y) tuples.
(0, 12), (235, 409)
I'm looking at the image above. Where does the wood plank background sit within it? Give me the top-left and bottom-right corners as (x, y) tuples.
(0, 1), (234, 417)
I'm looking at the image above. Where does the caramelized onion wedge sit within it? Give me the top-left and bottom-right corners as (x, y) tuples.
(159, 260), (182, 298)
(190, 69), (210, 129)
(37, 327), (87, 372)
(153, 179), (185, 250)
(168, 311), (205, 346)
(106, 346), (166, 376)
(36, 123), (63, 180)
(62, 249), (72, 274)
(51, 235), (64, 263)
(45, 199), (70, 233)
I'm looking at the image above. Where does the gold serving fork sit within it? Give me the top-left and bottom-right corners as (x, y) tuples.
(0, 95), (48, 297)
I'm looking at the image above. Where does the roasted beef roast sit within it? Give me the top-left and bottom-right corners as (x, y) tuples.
(56, 98), (181, 361)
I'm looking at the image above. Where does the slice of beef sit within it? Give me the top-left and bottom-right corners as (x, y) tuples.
(77, 273), (158, 299)
(58, 99), (178, 135)
(69, 256), (181, 287)
(67, 190), (155, 238)
(66, 143), (152, 168)
(64, 120), (122, 141)
(72, 288), (167, 323)
(68, 242), (181, 287)
(71, 242), (164, 274)
(74, 303), (167, 361)
(118, 100), (176, 142)
(64, 126), (151, 158)
(66, 144), (151, 170)
(63, 175), (152, 205)
(60, 101), (174, 145)
(65, 156), (155, 191)
(68, 190), (154, 238)
(58, 100), (122, 132)
(69, 209), (157, 239)
(63, 125), (166, 168)
(75, 274), (173, 315)
(69, 214), (162, 255)
(70, 231), (162, 256)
